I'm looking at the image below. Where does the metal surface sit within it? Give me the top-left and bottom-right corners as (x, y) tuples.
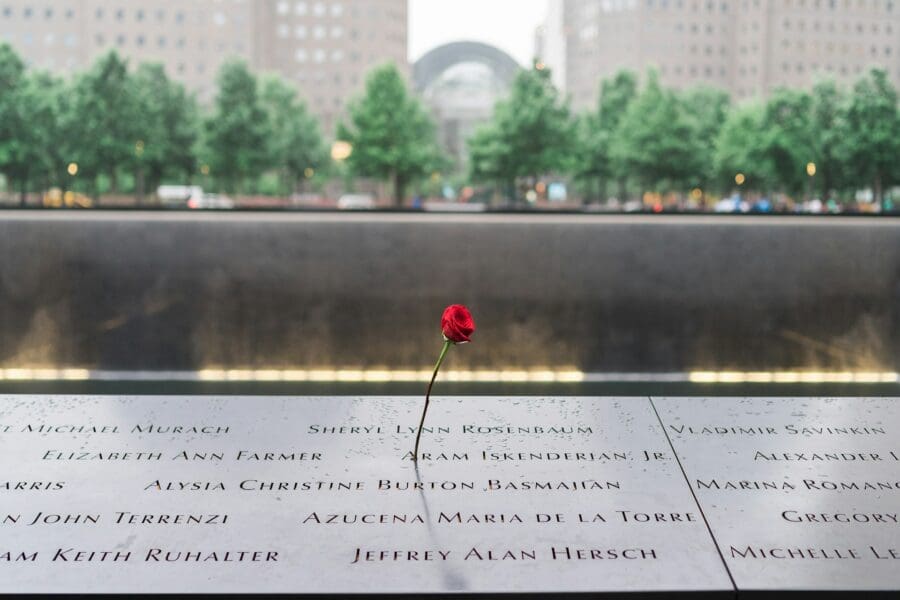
(0, 395), (731, 595)
(655, 396), (900, 592)
(1, 212), (898, 374)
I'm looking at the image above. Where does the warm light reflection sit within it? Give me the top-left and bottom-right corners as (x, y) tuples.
(0, 368), (895, 385)
(689, 371), (899, 384)
(0, 368), (91, 381)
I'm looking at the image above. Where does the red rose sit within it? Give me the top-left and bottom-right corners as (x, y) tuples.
(441, 305), (475, 344)
(415, 304), (476, 459)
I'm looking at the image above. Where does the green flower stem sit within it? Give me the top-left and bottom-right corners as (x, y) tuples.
(413, 339), (452, 460)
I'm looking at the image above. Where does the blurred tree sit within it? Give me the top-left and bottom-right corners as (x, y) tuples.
(838, 69), (900, 208)
(0, 44), (29, 203)
(574, 113), (609, 202)
(0, 45), (24, 171)
(25, 72), (79, 198)
(205, 60), (271, 194)
(610, 70), (702, 195)
(468, 120), (515, 200)
(713, 103), (773, 192)
(598, 71), (638, 200)
(809, 79), (847, 200)
(468, 63), (572, 202)
(260, 76), (328, 196)
(575, 70), (638, 203)
(680, 87), (730, 191)
(760, 88), (814, 197)
(338, 63), (442, 206)
(131, 63), (200, 203)
(68, 51), (141, 197)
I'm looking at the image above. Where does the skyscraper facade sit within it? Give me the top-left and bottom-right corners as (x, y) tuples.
(545, 0), (900, 111)
(0, 0), (408, 133)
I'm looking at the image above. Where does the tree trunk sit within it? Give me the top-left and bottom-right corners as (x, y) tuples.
(874, 173), (884, 212)
(393, 173), (405, 208)
(18, 179), (27, 208)
(136, 166), (145, 206)
(617, 178), (627, 202)
(109, 170), (119, 195)
(91, 178), (100, 206)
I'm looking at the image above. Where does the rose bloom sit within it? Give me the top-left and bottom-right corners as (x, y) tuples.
(441, 305), (475, 344)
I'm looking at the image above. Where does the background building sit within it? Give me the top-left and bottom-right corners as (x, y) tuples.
(534, 0), (566, 91)
(414, 41), (521, 172)
(542, 0), (900, 111)
(0, 0), (408, 134)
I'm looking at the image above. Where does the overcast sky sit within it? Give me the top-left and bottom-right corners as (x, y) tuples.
(409, 0), (549, 66)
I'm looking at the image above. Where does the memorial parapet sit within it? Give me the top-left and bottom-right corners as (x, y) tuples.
(1, 395), (898, 596)
(0, 396), (730, 595)
(655, 396), (900, 592)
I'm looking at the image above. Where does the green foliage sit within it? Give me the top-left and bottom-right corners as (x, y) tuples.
(679, 87), (730, 189)
(759, 88), (815, 196)
(204, 60), (271, 193)
(809, 79), (847, 197)
(610, 71), (702, 192)
(338, 63), (442, 205)
(29, 72), (79, 193)
(0, 44), (25, 173)
(0, 44), (43, 202)
(837, 69), (900, 204)
(131, 63), (200, 197)
(468, 64), (573, 201)
(575, 70), (639, 201)
(260, 76), (328, 195)
(3, 39), (900, 207)
(713, 103), (773, 190)
(67, 51), (141, 194)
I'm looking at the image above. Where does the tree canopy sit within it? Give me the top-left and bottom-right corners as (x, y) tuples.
(204, 60), (272, 193)
(468, 64), (572, 200)
(338, 63), (443, 205)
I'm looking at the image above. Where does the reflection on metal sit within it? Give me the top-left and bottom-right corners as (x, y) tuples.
(0, 368), (897, 384)
(689, 371), (899, 384)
